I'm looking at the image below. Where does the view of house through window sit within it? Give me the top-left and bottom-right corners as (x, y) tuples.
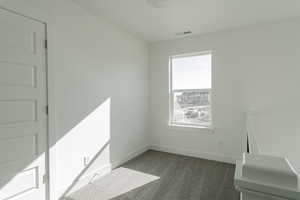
(170, 53), (212, 127)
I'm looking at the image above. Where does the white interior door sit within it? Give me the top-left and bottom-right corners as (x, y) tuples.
(0, 8), (48, 200)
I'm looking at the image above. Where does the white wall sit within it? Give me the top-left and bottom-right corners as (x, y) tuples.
(1, 0), (300, 197)
(0, 0), (149, 198)
(149, 18), (300, 163)
(52, 0), (149, 193)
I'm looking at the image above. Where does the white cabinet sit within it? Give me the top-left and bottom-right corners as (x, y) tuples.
(235, 154), (300, 199)
(235, 110), (300, 200)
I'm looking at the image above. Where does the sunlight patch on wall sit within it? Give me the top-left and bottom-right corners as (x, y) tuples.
(56, 98), (111, 189)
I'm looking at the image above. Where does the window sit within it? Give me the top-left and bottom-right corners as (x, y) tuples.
(169, 52), (212, 128)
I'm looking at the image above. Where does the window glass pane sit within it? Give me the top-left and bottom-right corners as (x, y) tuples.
(171, 54), (212, 127)
(173, 90), (211, 126)
(172, 54), (211, 90)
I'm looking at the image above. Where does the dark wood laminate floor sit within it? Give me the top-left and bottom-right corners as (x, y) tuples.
(67, 150), (240, 200)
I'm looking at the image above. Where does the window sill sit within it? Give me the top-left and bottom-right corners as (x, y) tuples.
(168, 123), (215, 132)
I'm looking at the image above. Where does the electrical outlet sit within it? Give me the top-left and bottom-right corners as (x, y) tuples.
(84, 156), (90, 166)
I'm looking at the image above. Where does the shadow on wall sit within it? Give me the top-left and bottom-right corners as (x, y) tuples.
(0, 97), (113, 200)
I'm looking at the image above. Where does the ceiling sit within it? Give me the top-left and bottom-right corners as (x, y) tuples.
(72, 0), (300, 42)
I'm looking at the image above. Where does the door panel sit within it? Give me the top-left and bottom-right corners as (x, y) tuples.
(0, 100), (37, 124)
(0, 8), (48, 200)
(0, 134), (38, 163)
(0, 167), (39, 200)
(0, 62), (36, 88)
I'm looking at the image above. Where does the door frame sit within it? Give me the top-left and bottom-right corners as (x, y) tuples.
(0, 6), (57, 200)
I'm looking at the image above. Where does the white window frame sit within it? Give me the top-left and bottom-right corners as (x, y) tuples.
(168, 51), (213, 129)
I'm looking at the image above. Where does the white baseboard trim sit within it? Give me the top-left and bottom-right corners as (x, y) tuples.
(57, 144), (238, 199)
(57, 145), (150, 199)
(111, 145), (150, 169)
(149, 145), (238, 164)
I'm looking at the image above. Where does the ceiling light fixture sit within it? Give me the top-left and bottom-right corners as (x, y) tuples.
(147, 0), (169, 8)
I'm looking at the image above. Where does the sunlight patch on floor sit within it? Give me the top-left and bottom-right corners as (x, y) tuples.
(67, 167), (160, 200)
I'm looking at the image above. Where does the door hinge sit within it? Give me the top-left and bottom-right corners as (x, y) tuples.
(43, 174), (48, 184)
(44, 39), (48, 49)
(46, 105), (49, 115)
